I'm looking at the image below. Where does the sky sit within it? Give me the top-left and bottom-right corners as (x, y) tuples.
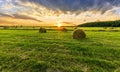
(0, 0), (120, 26)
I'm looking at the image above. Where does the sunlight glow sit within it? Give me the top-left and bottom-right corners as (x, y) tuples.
(57, 21), (62, 27)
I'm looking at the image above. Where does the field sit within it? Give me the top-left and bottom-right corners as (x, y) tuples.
(0, 27), (120, 72)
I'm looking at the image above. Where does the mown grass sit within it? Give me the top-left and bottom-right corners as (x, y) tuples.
(0, 28), (120, 72)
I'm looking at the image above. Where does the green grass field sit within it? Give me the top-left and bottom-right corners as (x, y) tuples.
(0, 28), (120, 72)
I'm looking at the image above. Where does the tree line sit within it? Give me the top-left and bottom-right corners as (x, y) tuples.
(78, 20), (120, 27)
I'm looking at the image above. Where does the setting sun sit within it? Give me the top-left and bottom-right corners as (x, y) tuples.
(57, 21), (62, 27)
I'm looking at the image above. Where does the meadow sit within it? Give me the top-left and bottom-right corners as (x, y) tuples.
(0, 27), (120, 72)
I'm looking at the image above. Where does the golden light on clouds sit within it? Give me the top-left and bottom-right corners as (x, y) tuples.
(0, 0), (120, 26)
(0, 17), (44, 26)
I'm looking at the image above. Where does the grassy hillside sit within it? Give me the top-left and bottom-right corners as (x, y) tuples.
(79, 20), (120, 27)
(0, 29), (120, 72)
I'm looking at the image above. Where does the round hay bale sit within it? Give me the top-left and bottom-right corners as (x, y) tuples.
(74, 27), (78, 30)
(61, 27), (67, 32)
(39, 27), (47, 33)
(73, 29), (86, 39)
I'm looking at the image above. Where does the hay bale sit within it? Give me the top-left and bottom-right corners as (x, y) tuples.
(73, 29), (86, 39)
(61, 27), (67, 32)
(74, 27), (78, 30)
(39, 27), (47, 33)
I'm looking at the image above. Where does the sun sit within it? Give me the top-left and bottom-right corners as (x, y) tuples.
(57, 21), (62, 28)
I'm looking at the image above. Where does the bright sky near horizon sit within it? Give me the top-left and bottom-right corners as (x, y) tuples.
(0, 0), (120, 26)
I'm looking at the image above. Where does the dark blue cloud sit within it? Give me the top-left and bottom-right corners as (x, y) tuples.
(26, 0), (120, 13)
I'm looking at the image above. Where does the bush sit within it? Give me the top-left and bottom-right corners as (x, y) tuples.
(39, 27), (47, 33)
(73, 29), (86, 40)
(3, 26), (9, 29)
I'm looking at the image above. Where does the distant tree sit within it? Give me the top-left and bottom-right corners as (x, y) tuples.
(20, 25), (23, 28)
(79, 20), (120, 27)
(15, 26), (18, 29)
(33, 26), (35, 30)
(3, 26), (9, 29)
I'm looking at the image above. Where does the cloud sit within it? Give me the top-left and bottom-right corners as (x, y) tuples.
(21, 0), (120, 13)
(0, 12), (12, 17)
(0, 16), (45, 26)
(0, 0), (120, 26)
(0, 12), (42, 22)
(12, 14), (42, 22)
(1, 0), (120, 15)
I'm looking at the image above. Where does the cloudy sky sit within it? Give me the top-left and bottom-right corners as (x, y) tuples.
(0, 0), (120, 26)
